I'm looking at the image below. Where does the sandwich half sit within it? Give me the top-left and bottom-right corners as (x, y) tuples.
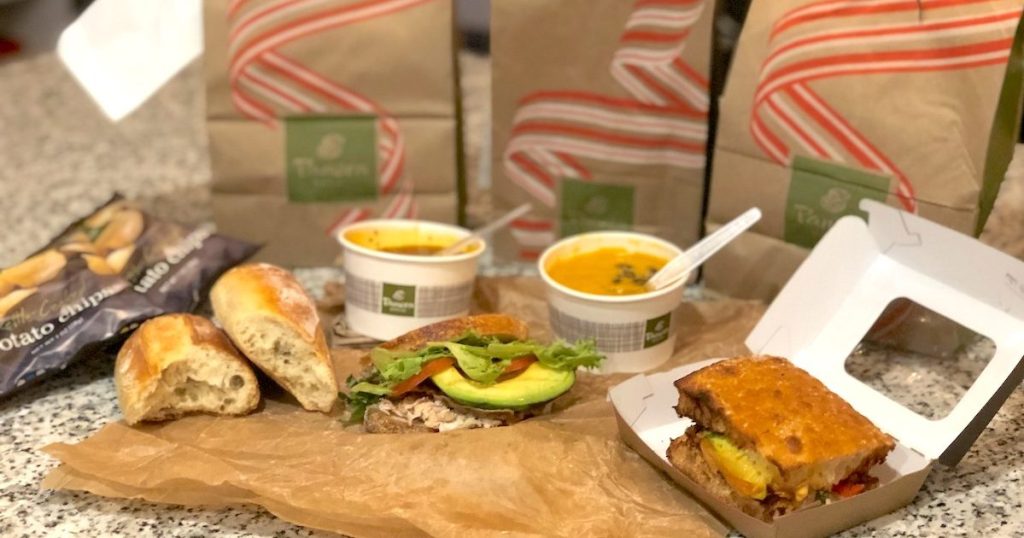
(343, 314), (604, 432)
(667, 356), (895, 521)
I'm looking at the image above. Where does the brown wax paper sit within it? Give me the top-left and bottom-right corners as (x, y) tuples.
(41, 277), (764, 537)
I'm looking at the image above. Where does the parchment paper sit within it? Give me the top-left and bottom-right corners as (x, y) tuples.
(41, 277), (764, 537)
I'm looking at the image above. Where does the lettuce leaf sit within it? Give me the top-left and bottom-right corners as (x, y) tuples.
(346, 333), (604, 397)
(348, 381), (392, 396)
(534, 339), (604, 370)
(433, 341), (510, 384)
(340, 375), (387, 423)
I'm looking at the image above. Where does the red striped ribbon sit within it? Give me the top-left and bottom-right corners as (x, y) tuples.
(752, 0), (1023, 213)
(227, 0), (433, 234)
(502, 0), (710, 258)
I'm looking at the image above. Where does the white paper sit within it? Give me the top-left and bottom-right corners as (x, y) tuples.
(57, 0), (203, 121)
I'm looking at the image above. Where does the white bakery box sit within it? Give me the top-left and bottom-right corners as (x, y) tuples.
(610, 201), (1024, 538)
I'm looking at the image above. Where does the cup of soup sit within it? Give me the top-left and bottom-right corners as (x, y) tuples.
(538, 232), (686, 373)
(336, 220), (484, 340)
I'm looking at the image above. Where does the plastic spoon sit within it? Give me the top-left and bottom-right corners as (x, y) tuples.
(436, 203), (533, 256)
(644, 208), (762, 291)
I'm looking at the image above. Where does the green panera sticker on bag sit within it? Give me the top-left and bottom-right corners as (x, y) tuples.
(381, 283), (416, 317)
(784, 156), (890, 248)
(285, 116), (378, 202)
(559, 178), (635, 237)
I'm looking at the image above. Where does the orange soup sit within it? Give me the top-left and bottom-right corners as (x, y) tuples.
(345, 228), (475, 256)
(378, 244), (445, 255)
(547, 247), (668, 296)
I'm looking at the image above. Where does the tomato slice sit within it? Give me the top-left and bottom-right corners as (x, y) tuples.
(832, 481), (866, 498)
(390, 357), (455, 396)
(507, 356), (536, 373)
(497, 356), (537, 382)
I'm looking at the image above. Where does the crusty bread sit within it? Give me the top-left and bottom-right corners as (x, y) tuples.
(377, 313), (530, 353)
(673, 356), (895, 498)
(210, 263), (337, 412)
(115, 314), (260, 425)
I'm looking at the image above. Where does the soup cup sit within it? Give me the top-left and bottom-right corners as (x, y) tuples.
(336, 219), (484, 341)
(538, 231), (686, 373)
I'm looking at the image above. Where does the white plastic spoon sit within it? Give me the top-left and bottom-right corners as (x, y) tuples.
(436, 203), (533, 256)
(644, 207), (762, 291)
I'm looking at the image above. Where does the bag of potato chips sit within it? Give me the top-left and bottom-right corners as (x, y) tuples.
(0, 196), (256, 399)
(489, 0), (714, 260)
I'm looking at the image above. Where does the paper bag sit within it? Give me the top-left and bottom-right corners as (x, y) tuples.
(204, 0), (464, 266)
(489, 0), (714, 260)
(41, 277), (766, 537)
(706, 0), (1024, 300)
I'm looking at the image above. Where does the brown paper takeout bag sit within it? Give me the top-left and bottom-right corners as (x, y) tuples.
(41, 277), (764, 537)
(488, 0), (714, 261)
(205, 0), (464, 266)
(706, 0), (1024, 300)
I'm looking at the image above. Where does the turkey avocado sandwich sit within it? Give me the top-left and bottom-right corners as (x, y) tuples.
(342, 314), (604, 433)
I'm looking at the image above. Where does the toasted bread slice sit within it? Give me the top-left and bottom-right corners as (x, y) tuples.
(673, 356), (894, 498)
(376, 313), (530, 353)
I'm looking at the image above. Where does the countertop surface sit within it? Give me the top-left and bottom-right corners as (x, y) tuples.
(4, 52), (1024, 537)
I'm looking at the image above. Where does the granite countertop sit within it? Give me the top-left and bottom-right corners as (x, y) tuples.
(4, 52), (1024, 537)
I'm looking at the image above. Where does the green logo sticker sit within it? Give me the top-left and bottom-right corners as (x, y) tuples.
(785, 156), (890, 248)
(285, 116), (378, 202)
(559, 178), (635, 237)
(644, 313), (672, 349)
(381, 283), (416, 317)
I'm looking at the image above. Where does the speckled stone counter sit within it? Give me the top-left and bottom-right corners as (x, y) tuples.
(3, 52), (1024, 537)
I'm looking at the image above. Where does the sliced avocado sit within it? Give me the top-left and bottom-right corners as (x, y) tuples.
(431, 362), (574, 409)
(699, 432), (779, 500)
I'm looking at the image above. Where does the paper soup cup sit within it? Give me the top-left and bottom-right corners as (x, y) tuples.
(538, 232), (686, 373)
(336, 220), (484, 341)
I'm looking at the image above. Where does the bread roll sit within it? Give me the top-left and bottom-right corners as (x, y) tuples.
(115, 314), (260, 425)
(210, 263), (337, 412)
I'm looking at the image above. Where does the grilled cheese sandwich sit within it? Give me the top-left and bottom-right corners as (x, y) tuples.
(667, 356), (895, 521)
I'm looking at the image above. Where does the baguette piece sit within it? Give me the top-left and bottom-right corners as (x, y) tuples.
(115, 314), (260, 425)
(668, 356), (895, 520)
(211, 263), (337, 412)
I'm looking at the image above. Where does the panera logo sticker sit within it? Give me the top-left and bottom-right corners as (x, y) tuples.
(785, 156), (889, 248)
(643, 313), (671, 349)
(381, 283), (416, 317)
(559, 179), (635, 237)
(285, 116), (378, 202)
